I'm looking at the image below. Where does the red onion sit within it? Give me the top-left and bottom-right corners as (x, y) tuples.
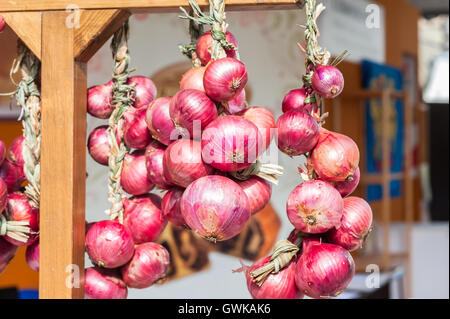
(287, 230), (323, 249)
(8, 136), (24, 166)
(87, 125), (110, 166)
(327, 196), (373, 251)
(144, 141), (172, 190)
(163, 139), (215, 188)
(227, 89), (247, 114)
(180, 175), (251, 241)
(311, 65), (344, 99)
(127, 76), (157, 109)
(0, 17), (6, 33)
(87, 82), (114, 119)
(238, 257), (301, 299)
(0, 139), (6, 166)
(121, 242), (170, 289)
(0, 237), (18, 275)
(123, 194), (167, 244)
(196, 30), (238, 65)
(236, 176), (271, 215)
(203, 57), (248, 102)
(85, 267), (128, 299)
(121, 150), (154, 195)
(4, 192), (39, 246)
(25, 239), (39, 272)
(276, 110), (319, 156)
(332, 166), (360, 197)
(287, 180), (343, 234)
(282, 88), (314, 113)
(201, 116), (262, 172)
(170, 89), (218, 139)
(311, 128), (360, 182)
(146, 97), (176, 146)
(85, 220), (135, 268)
(0, 159), (25, 193)
(295, 242), (355, 298)
(123, 107), (152, 149)
(180, 67), (206, 92)
(238, 107), (275, 151)
(0, 178), (7, 212)
(161, 187), (186, 228)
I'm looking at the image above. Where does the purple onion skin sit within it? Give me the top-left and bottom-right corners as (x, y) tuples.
(282, 88), (313, 113)
(0, 159), (25, 193)
(121, 150), (155, 196)
(161, 187), (186, 228)
(127, 76), (157, 109)
(295, 242), (355, 299)
(145, 142), (172, 190)
(276, 110), (319, 156)
(0, 237), (18, 275)
(286, 180), (343, 234)
(0, 139), (6, 166)
(87, 125), (110, 166)
(332, 167), (360, 197)
(87, 83), (114, 119)
(123, 108), (152, 150)
(146, 97), (177, 146)
(311, 65), (344, 99)
(85, 267), (128, 299)
(180, 175), (251, 241)
(26, 239), (40, 272)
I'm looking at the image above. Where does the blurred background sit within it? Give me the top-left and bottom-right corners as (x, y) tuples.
(0, 0), (448, 299)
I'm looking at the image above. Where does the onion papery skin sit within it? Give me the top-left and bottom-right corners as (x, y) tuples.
(8, 136), (24, 166)
(4, 192), (39, 246)
(121, 242), (170, 289)
(295, 242), (355, 299)
(180, 67), (206, 92)
(244, 256), (302, 299)
(161, 187), (186, 228)
(236, 177), (271, 215)
(311, 65), (344, 99)
(0, 139), (6, 166)
(196, 30), (238, 66)
(85, 267), (128, 299)
(123, 194), (167, 244)
(87, 82), (114, 119)
(203, 58), (248, 102)
(201, 116), (262, 172)
(0, 237), (18, 275)
(85, 220), (135, 268)
(327, 196), (373, 251)
(226, 89), (247, 114)
(311, 128), (360, 182)
(146, 97), (176, 146)
(127, 76), (157, 109)
(0, 159), (25, 193)
(170, 89), (218, 139)
(180, 175), (251, 241)
(163, 139), (215, 188)
(237, 107), (275, 151)
(287, 180), (343, 234)
(276, 110), (319, 156)
(282, 88), (314, 113)
(87, 125), (110, 166)
(332, 167), (360, 197)
(145, 142), (172, 190)
(25, 239), (39, 272)
(121, 150), (154, 196)
(123, 107), (152, 149)
(0, 178), (7, 212)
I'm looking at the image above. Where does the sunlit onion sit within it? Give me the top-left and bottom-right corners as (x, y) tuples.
(238, 107), (275, 151)
(87, 82), (114, 119)
(236, 176), (271, 215)
(332, 167), (360, 197)
(196, 30), (238, 65)
(180, 67), (206, 92)
(145, 141), (172, 190)
(123, 108), (152, 149)
(311, 65), (344, 99)
(87, 125), (110, 166)
(85, 267), (128, 299)
(146, 97), (177, 146)
(282, 88), (314, 113)
(121, 150), (154, 196)
(161, 187), (186, 228)
(127, 76), (157, 109)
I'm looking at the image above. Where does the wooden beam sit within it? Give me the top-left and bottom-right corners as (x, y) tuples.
(1, 0), (302, 13)
(0, 12), (42, 59)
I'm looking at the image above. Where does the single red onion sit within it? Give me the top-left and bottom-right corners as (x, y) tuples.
(4, 192), (39, 246)
(180, 175), (251, 241)
(295, 242), (355, 299)
(238, 107), (275, 151)
(85, 220), (135, 268)
(123, 194), (167, 244)
(161, 187), (186, 228)
(121, 242), (170, 289)
(25, 239), (39, 272)
(287, 180), (343, 234)
(169, 89), (218, 139)
(0, 178), (7, 212)
(121, 150), (154, 195)
(0, 159), (25, 193)
(282, 88), (314, 113)
(311, 128), (360, 182)
(0, 139), (6, 166)
(180, 67), (206, 92)
(332, 166), (360, 197)
(145, 141), (172, 190)
(146, 97), (177, 146)
(203, 57), (248, 102)
(201, 116), (262, 172)
(311, 65), (344, 99)
(276, 110), (319, 156)
(127, 76), (157, 109)
(123, 107), (152, 149)
(7, 136), (24, 167)
(163, 139), (215, 188)
(0, 17), (6, 33)
(87, 82), (114, 119)
(327, 196), (373, 251)
(236, 176), (271, 215)
(0, 237), (18, 275)
(87, 125), (110, 166)
(85, 267), (128, 299)
(226, 89), (247, 114)
(196, 30), (238, 65)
